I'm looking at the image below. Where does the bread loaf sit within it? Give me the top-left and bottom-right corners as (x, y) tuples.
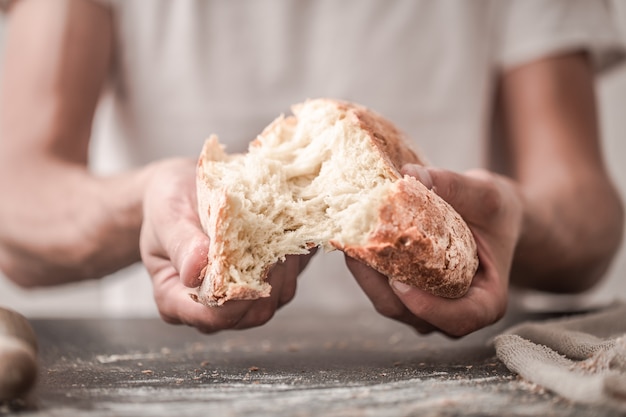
(195, 99), (478, 306)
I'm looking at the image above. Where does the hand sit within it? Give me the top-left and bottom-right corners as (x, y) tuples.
(139, 158), (314, 333)
(346, 165), (523, 337)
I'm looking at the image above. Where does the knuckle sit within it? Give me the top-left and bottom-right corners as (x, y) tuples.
(479, 182), (504, 218)
(191, 311), (239, 332)
(439, 175), (460, 202)
(466, 168), (491, 180)
(446, 323), (478, 339)
(491, 297), (508, 323)
(443, 298), (507, 338)
(158, 311), (181, 326)
(212, 315), (240, 330)
(195, 324), (219, 335)
(279, 277), (298, 305)
(373, 301), (406, 320)
(233, 304), (276, 330)
(466, 169), (505, 219)
(406, 316), (436, 335)
(414, 326), (435, 335)
(279, 287), (296, 306)
(254, 306), (276, 326)
(444, 321), (478, 338)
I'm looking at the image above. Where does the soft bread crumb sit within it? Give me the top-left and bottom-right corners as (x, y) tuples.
(197, 101), (394, 301)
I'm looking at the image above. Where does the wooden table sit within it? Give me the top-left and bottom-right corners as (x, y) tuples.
(3, 308), (620, 416)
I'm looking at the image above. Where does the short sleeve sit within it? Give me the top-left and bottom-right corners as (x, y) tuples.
(0, 0), (16, 13)
(1, 0), (114, 13)
(494, 0), (625, 72)
(83, 0), (115, 10)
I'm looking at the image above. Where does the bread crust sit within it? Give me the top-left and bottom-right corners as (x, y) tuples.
(196, 99), (478, 305)
(337, 177), (478, 298)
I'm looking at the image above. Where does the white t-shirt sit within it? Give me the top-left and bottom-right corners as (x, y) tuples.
(5, 0), (624, 317)
(93, 0), (622, 174)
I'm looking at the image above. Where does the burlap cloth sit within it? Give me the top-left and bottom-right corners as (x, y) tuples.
(494, 302), (626, 405)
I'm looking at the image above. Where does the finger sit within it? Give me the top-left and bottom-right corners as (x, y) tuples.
(231, 298), (277, 330)
(142, 221), (209, 289)
(167, 225), (209, 289)
(345, 257), (406, 318)
(299, 247), (319, 272)
(278, 255), (300, 307)
(401, 164), (433, 189)
(234, 252), (309, 328)
(142, 200), (210, 289)
(345, 256), (436, 334)
(152, 266), (253, 333)
(425, 168), (503, 225)
(391, 283), (504, 337)
(263, 251), (315, 310)
(232, 272), (286, 329)
(390, 257), (507, 337)
(140, 160), (210, 288)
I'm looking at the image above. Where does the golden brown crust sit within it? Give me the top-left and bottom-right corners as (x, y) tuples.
(338, 177), (478, 298)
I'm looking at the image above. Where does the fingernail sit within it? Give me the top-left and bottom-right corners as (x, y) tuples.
(402, 164), (433, 190)
(391, 280), (412, 294)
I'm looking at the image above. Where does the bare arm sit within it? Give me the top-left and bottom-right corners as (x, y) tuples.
(0, 0), (152, 286)
(500, 52), (625, 293)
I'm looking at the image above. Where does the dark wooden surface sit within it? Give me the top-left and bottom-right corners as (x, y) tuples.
(1, 307), (621, 417)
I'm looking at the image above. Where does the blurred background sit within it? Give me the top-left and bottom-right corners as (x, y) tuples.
(0, 2), (625, 318)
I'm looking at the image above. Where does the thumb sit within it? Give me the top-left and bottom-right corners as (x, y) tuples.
(165, 224), (210, 289)
(401, 164), (433, 189)
(402, 165), (501, 225)
(140, 213), (210, 289)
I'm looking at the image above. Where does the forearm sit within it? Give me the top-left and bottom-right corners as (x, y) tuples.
(0, 0), (123, 286)
(497, 52), (625, 294)
(512, 170), (624, 293)
(0, 158), (156, 286)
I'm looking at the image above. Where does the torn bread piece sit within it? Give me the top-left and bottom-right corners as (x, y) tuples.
(195, 99), (478, 306)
